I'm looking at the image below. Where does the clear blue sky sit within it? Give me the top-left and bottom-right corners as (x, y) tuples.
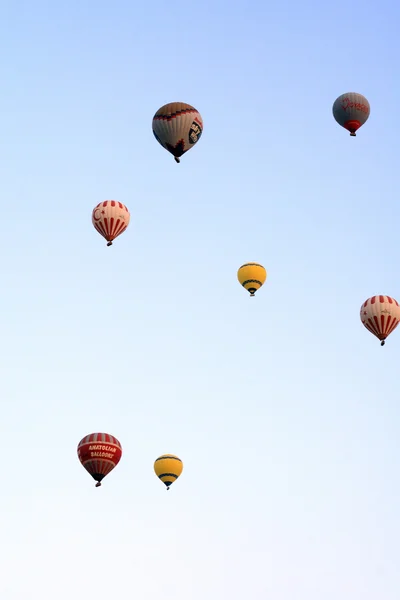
(0, 0), (399, 598)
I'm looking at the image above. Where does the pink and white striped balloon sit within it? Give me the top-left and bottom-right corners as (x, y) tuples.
(92, 200), (130, 246)
(360, 295), (400, 346)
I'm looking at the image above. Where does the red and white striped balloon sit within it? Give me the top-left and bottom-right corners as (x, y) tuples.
(360, 295), (400, 346)
(92, 200), (130, 246)
(77, 432), (122, 487)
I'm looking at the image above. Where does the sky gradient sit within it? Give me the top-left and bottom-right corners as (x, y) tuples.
(0, 1), (399, 598)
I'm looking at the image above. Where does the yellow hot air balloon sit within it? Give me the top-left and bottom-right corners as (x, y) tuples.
(154, 454), (183, 490)
(237, 263), (267, 297)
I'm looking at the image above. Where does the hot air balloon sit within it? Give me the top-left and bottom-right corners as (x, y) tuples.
(77, 433), (122, 487)
(92, 200), (130, 246)
(332, 93), (370, 136)
(360, 295), (400, 346)
(237, 263), (267, 297)
(154, 454), (183, 490)
(152, 102), (203, 163)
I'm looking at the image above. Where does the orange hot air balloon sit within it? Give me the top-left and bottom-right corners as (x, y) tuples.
(360, 295), (400, 346)
(92, 200), (130, 246)
(77, 433), (122, 487)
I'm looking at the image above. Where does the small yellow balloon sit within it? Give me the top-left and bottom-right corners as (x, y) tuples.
(154, 454), (183, 490)
(237, 263), (267, 297)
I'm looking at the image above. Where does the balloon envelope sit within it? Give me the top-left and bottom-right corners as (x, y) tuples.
(92, 200), (130, 246)
(152, 102), (203, 163)
(237, 263), (267, 296)
(360, 295), (400, 346)
(154, 454), (183, 489)
(332, 93), (370, 136)
(77, 433), (122, 487)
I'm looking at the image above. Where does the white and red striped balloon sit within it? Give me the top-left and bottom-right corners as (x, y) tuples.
(77, 432), (122, 487)
(92, 200), (130, 246)
(360, 295), (400, 346)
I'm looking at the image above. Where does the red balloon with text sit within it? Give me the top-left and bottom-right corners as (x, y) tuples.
(77, 433), (122, 487)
